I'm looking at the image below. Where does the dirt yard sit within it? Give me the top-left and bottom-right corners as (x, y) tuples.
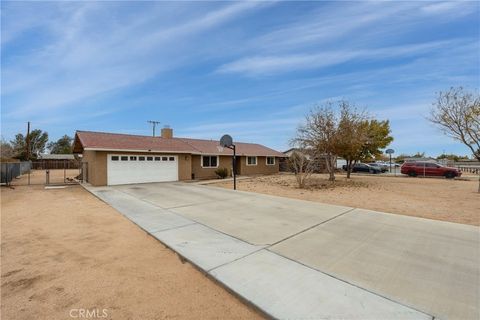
(10, 169), (80, 186)
(213, 173), (480, 226)
(0, 185), (264, 320)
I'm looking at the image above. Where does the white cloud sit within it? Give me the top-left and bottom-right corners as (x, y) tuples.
(216, 40), (459, 76)
(421, 1), (477, 16)
(2, 2), (271, 118)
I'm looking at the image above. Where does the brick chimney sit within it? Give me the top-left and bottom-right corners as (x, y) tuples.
(161, 126), (173, 139)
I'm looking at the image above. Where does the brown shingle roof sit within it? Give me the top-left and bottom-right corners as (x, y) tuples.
(73, 131), (284, 157)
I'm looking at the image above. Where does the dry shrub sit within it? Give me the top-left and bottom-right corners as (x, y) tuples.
(307, 177), (368, 190)
(267, 174), (369, 190)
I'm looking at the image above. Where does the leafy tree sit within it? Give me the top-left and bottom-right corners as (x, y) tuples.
(48, 135), (73, 154)
(294, 100), (393, 183)
(358, 120), (394, 162)
(437, 153), (470, 162)
(335, 104), (393, 178)
(10, 129), (49, 160)
(395, 152), (426, 163)
(334, 102), (369, 178)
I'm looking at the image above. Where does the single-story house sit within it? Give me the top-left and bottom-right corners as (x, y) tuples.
(72, 128), (284, 186)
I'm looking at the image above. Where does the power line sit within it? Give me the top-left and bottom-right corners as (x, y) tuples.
(147, 120), (161, 137)
(26, 121), (31, 160)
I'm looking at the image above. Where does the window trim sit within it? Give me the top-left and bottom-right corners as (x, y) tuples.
(246, 156), (257, 166)
(201, 155), (219, 168)
(266, 156), (275, 166)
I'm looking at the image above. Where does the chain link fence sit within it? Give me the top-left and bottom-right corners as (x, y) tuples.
(1, 160), (87, 187)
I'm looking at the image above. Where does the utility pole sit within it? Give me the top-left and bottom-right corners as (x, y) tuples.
(26, 121), (31, 161)
(147, 120), (161, 137)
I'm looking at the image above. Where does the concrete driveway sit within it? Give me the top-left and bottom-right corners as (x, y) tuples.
(85, 182), (479, 320)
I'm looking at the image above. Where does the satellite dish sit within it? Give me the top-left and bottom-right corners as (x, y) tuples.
(220, 134), (233, 147)
(386, 149), (395, 154)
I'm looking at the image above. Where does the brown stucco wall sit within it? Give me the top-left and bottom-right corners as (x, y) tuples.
(82, 150), (101, 186)
(82, 151), (107, 186)
(83, 151), (192, 186)
(83, 151), (278, 185)
(237, 156), (279, 175)
(191, 155), (233, 180)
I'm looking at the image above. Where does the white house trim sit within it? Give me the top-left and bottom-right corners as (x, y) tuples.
(246, 156), (257, 166)
(201, 155), (219, 168)
(266, 156), (275, 165)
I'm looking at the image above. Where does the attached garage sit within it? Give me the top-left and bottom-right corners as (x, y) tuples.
(107, 154), (178, 185)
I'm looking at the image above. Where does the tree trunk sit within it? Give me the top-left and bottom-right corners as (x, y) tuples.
(326, 154), (336, 181)
(346, 159), (352, 179)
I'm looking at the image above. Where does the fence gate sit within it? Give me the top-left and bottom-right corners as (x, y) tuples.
(1, 160), (87, 187)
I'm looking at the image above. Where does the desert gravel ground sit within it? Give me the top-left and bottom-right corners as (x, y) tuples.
(213, 173), (480, 226)
(1, 185), (264, 320)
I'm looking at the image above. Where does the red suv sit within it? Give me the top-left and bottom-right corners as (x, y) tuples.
(401, 162), (461, 179)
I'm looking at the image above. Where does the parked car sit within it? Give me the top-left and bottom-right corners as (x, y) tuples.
(400, 162), (461, 179)
(342, 163), (382, 174)
(376, 161), (400, 168)
(368, 163), (388, 172)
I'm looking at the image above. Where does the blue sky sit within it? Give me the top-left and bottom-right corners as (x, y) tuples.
(1, 1), (479, 157)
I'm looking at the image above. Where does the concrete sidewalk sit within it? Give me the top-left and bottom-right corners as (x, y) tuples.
(84, 182), (479, 320)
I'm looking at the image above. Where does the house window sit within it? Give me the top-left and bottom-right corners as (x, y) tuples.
(246, 156), (257, 166)
(162, 156), (168, 161)
(130, 156), (137, 161)
(147, 156), (153, 161)
(266, 157), (275, 165)
(169, 157), (175, 161)
(202, 155), (218, 168)
(121, 156), (128, 161)
(111, 156), (119, 161)
(139, 156), (145, 161)
(154, 157), (161, 161)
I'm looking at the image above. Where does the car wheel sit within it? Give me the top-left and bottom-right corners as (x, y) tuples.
(369, 169), (373, 174)
(408, 171), (417, 177)
(445, 172), (455, 179)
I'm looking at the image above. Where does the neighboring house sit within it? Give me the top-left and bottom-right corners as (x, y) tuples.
(282, 148), (345, 171)
(72, 128), (284, 186)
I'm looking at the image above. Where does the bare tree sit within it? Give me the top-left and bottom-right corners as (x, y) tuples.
(428, 87), (480, 191)
(293, 103), (339, 182)
(1, 138), (15, 159)
(288, 150), (317, 188)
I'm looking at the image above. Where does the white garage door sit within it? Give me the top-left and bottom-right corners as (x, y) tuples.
(107, 154), (178, 185)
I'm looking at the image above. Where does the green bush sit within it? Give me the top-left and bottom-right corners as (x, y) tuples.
(215, 167), (229, 179)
